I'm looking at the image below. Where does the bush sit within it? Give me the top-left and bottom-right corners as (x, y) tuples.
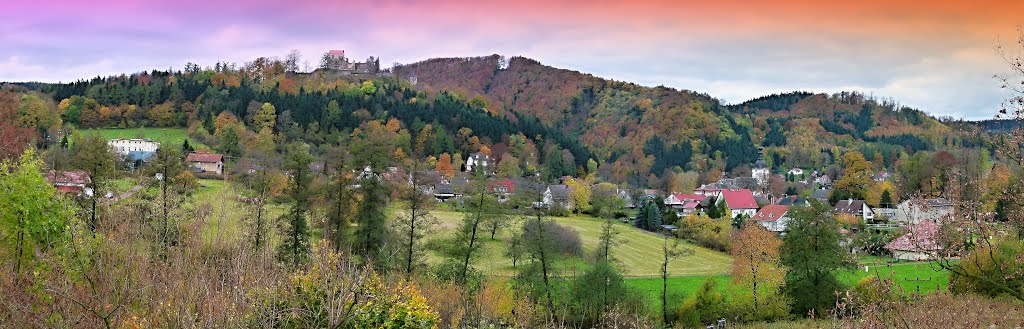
(949, 239), (1024, 299)
(676, 215), (732, 252)
(725, 289), (791, 323)
(676, 278), (725, 327)
(567, 261), (643, 325)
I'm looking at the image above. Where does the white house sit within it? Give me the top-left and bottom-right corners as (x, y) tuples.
(108, 138), (160, 155)
(542, 185), (571, 210)
(833, 199), (874, 222)
(752, 158), (769, 186)
(787, 168), (804, 177)
(895, 198), (954, 225)
(718, 189), (759, 218)
(753, 205), (790, 233)
(465, 153), (492, 173)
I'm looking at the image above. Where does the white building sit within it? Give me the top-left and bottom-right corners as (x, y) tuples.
(752, 158), (769, 186)
(108, 138), (160, 155)
(753, 205), (790, 233)
(465, 153), (492, 173)
(895, 198), (954, 226)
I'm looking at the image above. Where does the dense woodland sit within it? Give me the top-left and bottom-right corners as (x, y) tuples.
(1, 51), (1024, 328)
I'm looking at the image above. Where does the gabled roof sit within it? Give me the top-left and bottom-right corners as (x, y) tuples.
(834, 199), (868, 214)
(753, 205), (789, 222)
(885, 221), (942, 252)
(720, 189), (758, 209)
(668, 193), (707, 205)
(186, 152), (223, 163)
(810, 189), (830, 200)
(681, 201), (702, 209)
(46, 170), (91, 185)
(547, 185), (570, 199)
(434, 183), (455, 195)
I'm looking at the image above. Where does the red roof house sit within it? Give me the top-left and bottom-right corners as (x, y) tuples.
(186, 152), (224, 175)
(46, 170), (92, 196)
(753, 205), (790, 233)
(718, 189), (759, 218)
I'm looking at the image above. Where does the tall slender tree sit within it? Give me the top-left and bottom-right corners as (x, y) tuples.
(72, 134), (115, 231)
(278, 143), (314, 268)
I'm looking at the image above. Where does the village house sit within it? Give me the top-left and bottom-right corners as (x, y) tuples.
(465, 152), (492, 173)
(46, 170), (92, 197)
(108, 138), (160, 155)
(717, 189), (759, 218)
(787, 168), (804, 177)
(488, 179), (516, 202)
(752, 157), (769, 186)
(543, 185), (572, 210)
(186, 152), (224, 175)
(753, 204), (790, 233)
(617, 189), (635, 209)
(665, 193), (708, 217)
(885, 220), (942, 261)
(433, 182), (459, 202)
(834, 199), (874, 222)
(894, 198), (954, 225)
(872, 171), (892, 182)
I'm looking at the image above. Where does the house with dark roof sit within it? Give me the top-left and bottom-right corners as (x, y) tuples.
(46, 170), (93, 196)
(186, 152), (224, 175)
(433, 182), (459, 202)
(833, 199), (874, 222)
(753, 205), (790, 233)
(885, 220), (942, 261)
(543, 185), (572, 210)
(717, 189), (759, 218)
(465, 153), (492, 173)
(809, 189), (830, 202)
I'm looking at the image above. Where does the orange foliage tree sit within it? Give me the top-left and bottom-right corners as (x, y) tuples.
(731, 224), (785, 316)
(436, 153), (454, 177)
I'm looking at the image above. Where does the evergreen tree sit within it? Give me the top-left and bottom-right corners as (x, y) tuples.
(277, 143), (314, 268)
(635, 196), (662, 231)
(354, 172), (391, 271)
(880, 190), (893, 209)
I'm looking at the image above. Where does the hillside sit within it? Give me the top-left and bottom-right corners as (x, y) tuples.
(393, 56), (988, 186)
(1, 53), (996, 189)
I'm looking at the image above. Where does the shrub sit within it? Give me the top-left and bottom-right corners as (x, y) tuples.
(676, 278), (725, 327)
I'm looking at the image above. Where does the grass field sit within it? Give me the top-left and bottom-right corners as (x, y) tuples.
(191, 179), (286, 246)
(423, 209), (732, 277)
(81, 127), (207, 149)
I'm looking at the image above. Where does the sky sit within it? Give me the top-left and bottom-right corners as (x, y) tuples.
(2, 0), (1023, 120)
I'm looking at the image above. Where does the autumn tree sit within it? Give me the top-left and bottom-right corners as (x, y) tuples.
(496, 154), (522, 178)
(253, 102), (277, 132)
(435, 153), (454, 177)
(278, 143), (314, 268)
(398, 143), (436, 278)
(833, 152), (872, 201)
(566, 178), (591, 214)
(590, 182), (624, 219)
(731, 224), (785, 318)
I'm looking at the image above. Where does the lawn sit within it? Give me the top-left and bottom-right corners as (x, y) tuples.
(626, 261), (950, 315)
(81, 127), (207, 149)
(422, 209), (732, 277)
(191, 179), (286, 246)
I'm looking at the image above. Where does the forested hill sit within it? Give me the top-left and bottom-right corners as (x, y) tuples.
(1, 53), (995, 188)
(393, 55), (986, 185)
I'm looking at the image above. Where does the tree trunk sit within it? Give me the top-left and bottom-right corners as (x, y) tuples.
(460, 190), (484, 283)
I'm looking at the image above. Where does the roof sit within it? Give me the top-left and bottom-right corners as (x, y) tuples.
(681, 201), (702, 209)
(668, 193), (707, 205)
(55, 185), (84, 193)
(753, 205), (789, 222)
(720, 189), (758, 209)
(754, 158), (767, 169)
(810, 189), (830, 200)
(47, 170), (91, 185)
(327, 49), (345, 56)
(547, 185), (570, 199)
(186, 153), (224, 163)
(834, 199), (868, 214)
(885, 221), (942, 252)
(434, 183), (455, 195)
